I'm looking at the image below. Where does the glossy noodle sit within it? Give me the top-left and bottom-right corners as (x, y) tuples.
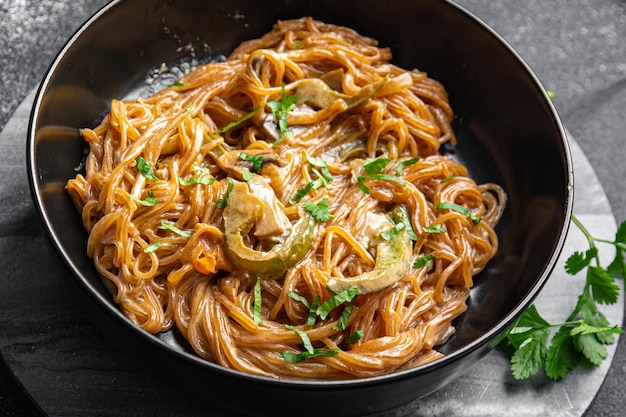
(66, 17), (506, 379)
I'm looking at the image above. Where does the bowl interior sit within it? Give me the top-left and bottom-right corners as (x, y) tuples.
(27, 0), (572, 415)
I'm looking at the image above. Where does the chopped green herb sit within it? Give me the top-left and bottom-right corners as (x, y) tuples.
(282, 324), (340, 363)
(317, 286), (359, 320)
(217, 178), (235, 208)
(241, 171), (254, 182)
(423, 224), (447, 233)
(284, 324), (315, 354)
(186, 105), (196, 117)
(357, 174), (406, 195)
(267, 84), (297, 146)
(440, 176), (457, 183)
(381, 213), (416, 241)
(253, 277), (263, 324)
(281, 347), (340, 363)
(173, 80), (184, 87)
(292, 42), (303, 50)
(345, 330), (364, 345)
(303, 152), (333, 182)
(413, 253), (435, 270)
(333, 295), (356, 330)
(291, 178), (325, 203)
(214, 107), (260, 135)
(135, 156), (159, 180)
(436, 201), (481, 225)
(547, 90), (556, 99)
(158, 220), (191, 238)
(144, 241), (162, 253)
(381, 221), (405, 242)
(127, 191), (158, 207)
(363, 157), (391, 175)
(239, 153), (264, 172)
(288, 292), (320, 326)
(395, 156), (422, 175)
(304, 198), (334, 222)
(504, 216), (625, 380)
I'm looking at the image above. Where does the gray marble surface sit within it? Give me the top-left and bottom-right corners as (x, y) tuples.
(1, 1), (626, 416)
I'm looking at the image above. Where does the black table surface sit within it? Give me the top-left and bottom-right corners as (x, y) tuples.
(1, 1), (626, 416)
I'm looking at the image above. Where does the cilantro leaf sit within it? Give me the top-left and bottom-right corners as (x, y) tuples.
(135, 156), (159, 180)
(423, 224), (447, 233)
(587, 265), (620, 304)
(545, 327), (579, 380)
(317, 286), (359, 320)
(509, 327), (550, 379)
(436, 201), (481, 225)
(281, 348), (339, 363)
(158, 220), (191, 238)
(357, 174), (406, 195)
(304, 198), (333, 222)
(238, 153), (264, 172)
(267, 84), (297, 144)
(573, 332), (607, 365)
(214, 107), (259, 135)
(395, 156), (422, 175)
(363, 157), (391, 175)
(127, 191), (158, 207)
(564, 248), (596, 275)
(413, 253), (435, 270)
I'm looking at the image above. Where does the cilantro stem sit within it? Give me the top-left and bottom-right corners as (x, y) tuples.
(571, 214), (601, 266)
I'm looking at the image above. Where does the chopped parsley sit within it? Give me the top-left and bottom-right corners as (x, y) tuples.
(413, 253), (435, 270)
(395, 156), (422, 175)
(214, 107), (260, 135)
(267, 84), (297, 146)
(304, 198), (333, 222)
(239, 153), (264, 172)
(158, 220), (191, 238)
(135, 156), (159, 180)
(144, 241), (162, 253)
(128, 191), (158, 207)
(281, 324), (340, 363)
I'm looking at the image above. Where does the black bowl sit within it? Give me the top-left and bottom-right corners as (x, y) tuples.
(27, 0), (573, 416)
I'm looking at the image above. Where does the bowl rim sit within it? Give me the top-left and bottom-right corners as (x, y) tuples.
(26, 0), (574, 389)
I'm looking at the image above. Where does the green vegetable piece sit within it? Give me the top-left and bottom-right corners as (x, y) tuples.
(223, 180), (315, 275)
(295, 77), (386, 111)
(326, 205), (413, 294)
(304, 198), (334, 222)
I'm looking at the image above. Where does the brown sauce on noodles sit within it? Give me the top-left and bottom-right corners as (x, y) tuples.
(66, 17), (506, 379)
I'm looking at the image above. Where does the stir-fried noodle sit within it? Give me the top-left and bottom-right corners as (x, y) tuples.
(67, 17), (506, 379)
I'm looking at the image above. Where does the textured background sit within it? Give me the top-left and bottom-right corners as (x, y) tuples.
(1, 0), (625, 416)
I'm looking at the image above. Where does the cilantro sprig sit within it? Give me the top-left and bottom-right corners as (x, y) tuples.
(267, 84), (297, 146)
(504, 215), (625, 380)
(304, 198), (334, 222)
